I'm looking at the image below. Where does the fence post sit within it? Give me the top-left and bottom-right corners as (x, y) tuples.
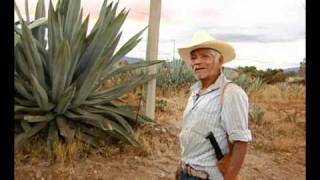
(144, 0), (161, 119)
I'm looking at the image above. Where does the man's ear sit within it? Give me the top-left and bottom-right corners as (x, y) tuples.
(219, 55), (224, 65)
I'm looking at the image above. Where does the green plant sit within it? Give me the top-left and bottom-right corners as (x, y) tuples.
(232, 73), (252, 91)
(250, 105), (264, 125)
(14, 0), (162, 160)
(157, 59), (196, 89)
(246, 77), (265, 96)
(233, 74), (265, 96)
(155, 99), (167, 111)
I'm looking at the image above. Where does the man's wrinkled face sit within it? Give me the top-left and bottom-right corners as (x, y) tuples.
(190, 48), (223, 80)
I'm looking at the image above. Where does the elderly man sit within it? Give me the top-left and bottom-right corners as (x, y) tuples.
(175, 31), (252, 180)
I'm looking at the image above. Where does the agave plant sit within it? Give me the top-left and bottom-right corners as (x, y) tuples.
(157, 59), (196, 89)
(14, 0), (162, 159)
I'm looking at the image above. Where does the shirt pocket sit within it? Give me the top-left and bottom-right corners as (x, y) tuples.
(191, 105), (221, 128)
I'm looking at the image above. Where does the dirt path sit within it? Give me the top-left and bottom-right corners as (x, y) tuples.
(15, 123), (305, 180)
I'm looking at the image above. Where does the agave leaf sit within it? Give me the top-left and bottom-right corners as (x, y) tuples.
(15, 76), (34, 101)
(15, 97), (37, 107)
(76, 122), (108, 138)
(15, 18), (47, 40)
(20, 21), (47, 90)
(15, 114), (25, 120)
(99, 31), (123, 69)
(32, 13), (47, 47)
(28, 17), (47, 29)
(86, 32), (123, 94)
(23, 113), (55, 123)
(55, 83), (76, 114)
(76, 28), (122, 85)
(107, 27), (147, 68)
(14, 27), (22, 37)
(47, 121), (59, 161)
(33, 38), (50, 75)
(20, 121), (31, 132)
(34, 0), (46, 19)
(111, 123), (139, 146)
(65, 15), (90, 86)
(89, 73), (146, 98)
(71, 65), (102, 108)
(69, 7), (83, 41)
(15, 32), (21, 46)
(85, 106), (133, 134)
(75, 129), (99, 147)
(94, 105), (137, 122)
(64, 109), (112, 131)
(63, 0), (81, 39)
(15, 45), (31, 80)
(87, 74), (157, 104)
(87, 1), (113, 40)
(48, 0), (63, 73)
(15, 105), (44, 113)
(73, 108), (138, 145)
(73, 27), (124, 107)
(96, 105), (136, 117)
(57, 0), (69, 15)
(25, 0), (30, 23)
(56, 0), (69, 26)
(95, 105), (154, 125)
(102, 60), (163, 80)
(30, 74), (54, 111)
(103, 111), (134, 134)
(56, 116), (75, 143)
(15, 122), (48, 149)
(73, 37), (122, 107)
(52, 40), (72, 102)
(65, 109), (137, 145)
(96, 9), (128, 68)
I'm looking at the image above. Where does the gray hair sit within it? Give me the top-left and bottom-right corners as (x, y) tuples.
(209, 49), (222, 61)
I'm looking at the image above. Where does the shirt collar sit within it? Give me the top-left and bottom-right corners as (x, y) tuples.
(190, 72), (231, 95)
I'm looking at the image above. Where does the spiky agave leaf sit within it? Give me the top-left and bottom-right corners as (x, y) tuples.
(14, 0), (163, 160)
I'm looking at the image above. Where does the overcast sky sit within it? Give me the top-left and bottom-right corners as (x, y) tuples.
(15, 0), (305, 70)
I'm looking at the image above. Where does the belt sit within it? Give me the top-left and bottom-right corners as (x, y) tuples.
(181, 162), (209, 180)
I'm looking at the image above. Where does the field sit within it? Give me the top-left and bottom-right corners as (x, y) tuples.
(15, 82), (305, 180)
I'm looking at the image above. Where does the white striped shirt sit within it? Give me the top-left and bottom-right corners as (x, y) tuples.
(179, 72), (252, 179)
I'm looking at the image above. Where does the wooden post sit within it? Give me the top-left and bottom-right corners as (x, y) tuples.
(144, 0), (161, 119)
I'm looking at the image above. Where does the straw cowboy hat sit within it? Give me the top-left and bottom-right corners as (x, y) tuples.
(178, 31), (236, 64)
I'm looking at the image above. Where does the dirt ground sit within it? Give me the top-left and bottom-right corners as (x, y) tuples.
(15, 86), (305, 180)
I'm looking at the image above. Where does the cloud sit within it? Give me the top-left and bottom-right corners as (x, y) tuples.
(14, 0), (305, 69)
(159, 0), (305, 43)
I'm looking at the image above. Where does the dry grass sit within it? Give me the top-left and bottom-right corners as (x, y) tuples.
(251, 83), (305, 103)
(249, 83), (305, 154)
(15, 83), (305, 179)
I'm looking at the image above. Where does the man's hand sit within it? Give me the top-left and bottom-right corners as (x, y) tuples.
(219, 141), (248, 180)
(175, 163), (182, 180)
(217, 153), (232, 175)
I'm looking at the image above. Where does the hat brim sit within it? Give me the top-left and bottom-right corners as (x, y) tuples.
(178, 40), (236, 64)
